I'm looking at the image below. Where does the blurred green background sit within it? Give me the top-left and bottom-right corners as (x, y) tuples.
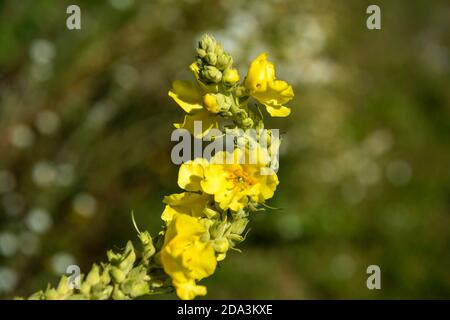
(0, 0), (449, 299)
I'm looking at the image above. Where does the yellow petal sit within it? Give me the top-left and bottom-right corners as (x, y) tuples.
(174, 109), (218, 139)
(168, 80), (204, 113)
(162, 192), (211, 223)
(182, 241), (217, 280)
(200, 164), (227, 195)
(265, 105), (291, 117)
(161, 205), (178, 223)
(244, 52), (272, 93)
(174, 279), (207, 300)
(163, 213), (205, 244)
(178, 159), (208, 191)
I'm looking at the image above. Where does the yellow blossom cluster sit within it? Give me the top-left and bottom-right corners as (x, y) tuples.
(159, 35), (294, 299)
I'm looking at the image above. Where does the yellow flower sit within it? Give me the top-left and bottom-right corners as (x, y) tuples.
(178, 149), (279, 211)
(168, 66), (220, 138)
(173, 109), (219, 138)
(160, 213), (217, 300)
(178, 158), (208, 191)
(161, 191), (212, 223)
(168, 80), (204, 113)
(244, 53), (294, 117)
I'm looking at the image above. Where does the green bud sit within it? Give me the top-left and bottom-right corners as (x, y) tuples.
(111, 266), (126, 283)
(216, 53), (233, 71)
(199, 34), (216, 52)
(100, 265), (111, 285)
(91, 285), (113, 300)
(107, 249), (121, 263)
(130, 283), (150, 298)
(200, 66), (222, 83)
(205, 52), (217, 66)
(228, 234), (244, 242)
(139, 231), (156, 261)
(247, 201), (260, 211)
(203, 207), (219, 219)
(118, 242), (136, 273)
(213, 238), (230, 253)
(86, 264), (101, 286)
(57, 276), (72, 296)
(214, 44), (223, 56)
(230, 218), (249, 235)
(80, 282), (91, 296)
(197, 48), (207, 58)
(45, 288), (59, 300)
(28, 291), (45, 300)
(210, 220), (229, 239)
(112, 285), (127, 300)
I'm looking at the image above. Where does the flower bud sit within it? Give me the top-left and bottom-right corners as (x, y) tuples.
(100, 266), (111, 285)
(112, 285), (127, 300)
(111, 266), (126, 283)
(107, 250), (121, 262)
(200, 66), (222, 83)
(216, 53), (233, 70)
(86, 264), (100, 286)
(57, 276), (71, 296)
(205, 52), (217, 66)
(223, 68), (240, 86)
(45, 288), (59, 300)
(199, 34), (216, 52)
(130, 283), (150, 298)
(210, 220), (229, 239)
(213, 238), (229, 253)
(139, 231), (156, 261)
(203, 93), (221, 113)
(28, 291), (45, 300)
(118, 242), (136, 272)
(229, 218), (249, 235)
(197, 48), (207, 59)
(203, 207), (220, 219)
(80, 282), (91, 296)
(228, 234), (244, 242)
(214, 45), (224, 58)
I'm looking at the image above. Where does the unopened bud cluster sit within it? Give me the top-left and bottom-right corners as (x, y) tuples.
(196, 35), (236, 85)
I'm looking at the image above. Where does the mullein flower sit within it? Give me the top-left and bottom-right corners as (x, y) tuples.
(160, 213), (217, 300)
(168, 79), (219, 138)
(161, 192), (213, 223)
(202, 149), (279, 211)
(177, 149), (279, 211)
(244, 53), (294, 117)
